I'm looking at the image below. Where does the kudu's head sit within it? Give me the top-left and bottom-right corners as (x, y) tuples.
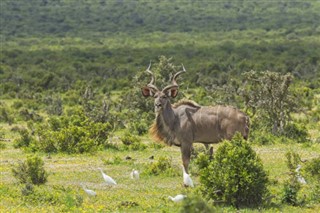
(141, 63), (186, 113)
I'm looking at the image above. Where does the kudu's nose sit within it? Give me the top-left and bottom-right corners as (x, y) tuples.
(155, 103), (162, 108)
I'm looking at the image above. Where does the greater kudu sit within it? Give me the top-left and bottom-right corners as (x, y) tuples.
(141, 64), (250, 173)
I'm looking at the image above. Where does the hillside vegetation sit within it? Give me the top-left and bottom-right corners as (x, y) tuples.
(1, 1), (320, 36)
(0, 1), (320, 212)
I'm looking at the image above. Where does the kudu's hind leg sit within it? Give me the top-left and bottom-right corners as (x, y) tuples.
(181, 145), (192, 174)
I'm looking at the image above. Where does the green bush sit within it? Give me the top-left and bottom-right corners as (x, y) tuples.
(194, 152), (211, 171)
(120, 132), (147, 151)
(0, 105), (14, 124)
(179, 195), (215, 213)
(304, 157), (320, 204)
(282, 181), (301, 206)
(12, 155), (48, 185)
(149, 141), (165, 150)
(128, 119), (149, 136)
(12, 100), (23, 109)
(18, 108), (43, 122)
(281, 152), (303, 206)
(304, 157), (320, 178)
(103, 155), (123, 165)
(13, 128), (35, 148)
(144, 156), (177, 176)
(199, 133), (269, 207)
(283, 122), (309, 143)
(34, 109), (112, 153)
(250, 127), (306, 145)
(21, 183), (34, 196)
(0, 142), (5, 150)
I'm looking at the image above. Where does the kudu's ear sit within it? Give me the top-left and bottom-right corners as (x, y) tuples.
(165, 86), (179, 98)
(141, 86), (155, 97)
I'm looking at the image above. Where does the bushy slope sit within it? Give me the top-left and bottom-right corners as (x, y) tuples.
(0, 1), (319, 95)
(1, 0), (319, 37)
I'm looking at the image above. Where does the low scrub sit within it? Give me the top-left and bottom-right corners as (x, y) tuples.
(13, 128), (35, 148)
(180, 195), (215, 213)
(281, 152), (303, 206)
(33, 109), (112, 153)
(198, 133), (269, 208)
(143, 156), (178, 176)
(12, 155), (48, 185)
(120, 131), (147, 151)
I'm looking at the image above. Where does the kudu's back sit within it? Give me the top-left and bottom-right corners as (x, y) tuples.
(175, 103), (250, 144)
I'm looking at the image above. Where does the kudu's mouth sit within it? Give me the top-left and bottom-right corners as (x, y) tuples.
(154, 103), (162, 112)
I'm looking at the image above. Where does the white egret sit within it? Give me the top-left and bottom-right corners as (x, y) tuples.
(182, 166), (194, 187)
(295, 164), (307, 184)
(297, 175), (307, 184)
(130, 169), (140, 180)
(98, 168), (117, 185)
(168, 194), (187, 202)
(295, 164), (302, 173)
(81, 184), (97, 196)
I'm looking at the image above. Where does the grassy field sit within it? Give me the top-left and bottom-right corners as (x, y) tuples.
(1, 1), (319, 212)
(1, 124), (319, 212)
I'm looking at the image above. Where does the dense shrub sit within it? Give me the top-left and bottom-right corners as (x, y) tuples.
(249, 124), (308, 145)
(12, 100), (23, 109)
(143, 156), (177, 176)
(180, 195), (215, 213)
(12, 155), (48, 185)
(34, 109), (112, 153)
(103, 155), (123, 165)
(44, 95), (63, 116)
(13, 128), (35, 148)
(19, 108), (43, 122)
(199, 133), (269, 208)
(282, 181), (301, 206)
(194, 152), (211, 171)
(304, 157), (320, 178)
(128, 119), (149, 136)
(283, 122), (309, 143)
(0, 105), (14, 124)
(120, 131), (147, 151)
(304, 157), (320, 204)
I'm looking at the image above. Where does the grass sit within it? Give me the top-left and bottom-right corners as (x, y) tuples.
(1, 134), (320, 212)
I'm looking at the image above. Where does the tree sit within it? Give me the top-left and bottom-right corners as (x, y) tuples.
(242, 70), (296, 134)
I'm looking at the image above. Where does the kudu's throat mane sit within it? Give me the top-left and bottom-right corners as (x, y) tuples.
(149, 99), (201, 146)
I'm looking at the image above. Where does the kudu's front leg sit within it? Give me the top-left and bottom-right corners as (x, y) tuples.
(181, 144), (192, 174)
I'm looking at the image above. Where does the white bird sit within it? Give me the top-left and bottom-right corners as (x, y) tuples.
(130, 169), (140, 180)
(168, 194), (187, 202)
(295, 164), (307, 184)
(98, 168), (117, 185)
(295, 164), (302, 173)
(81, 184), (97, 196)
(182, 166), (194, 187)
(297, 175), (307, 184)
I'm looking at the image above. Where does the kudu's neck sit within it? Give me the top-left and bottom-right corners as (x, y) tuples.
(151, 101), (178, 146)
(156, 102), (176, 129)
